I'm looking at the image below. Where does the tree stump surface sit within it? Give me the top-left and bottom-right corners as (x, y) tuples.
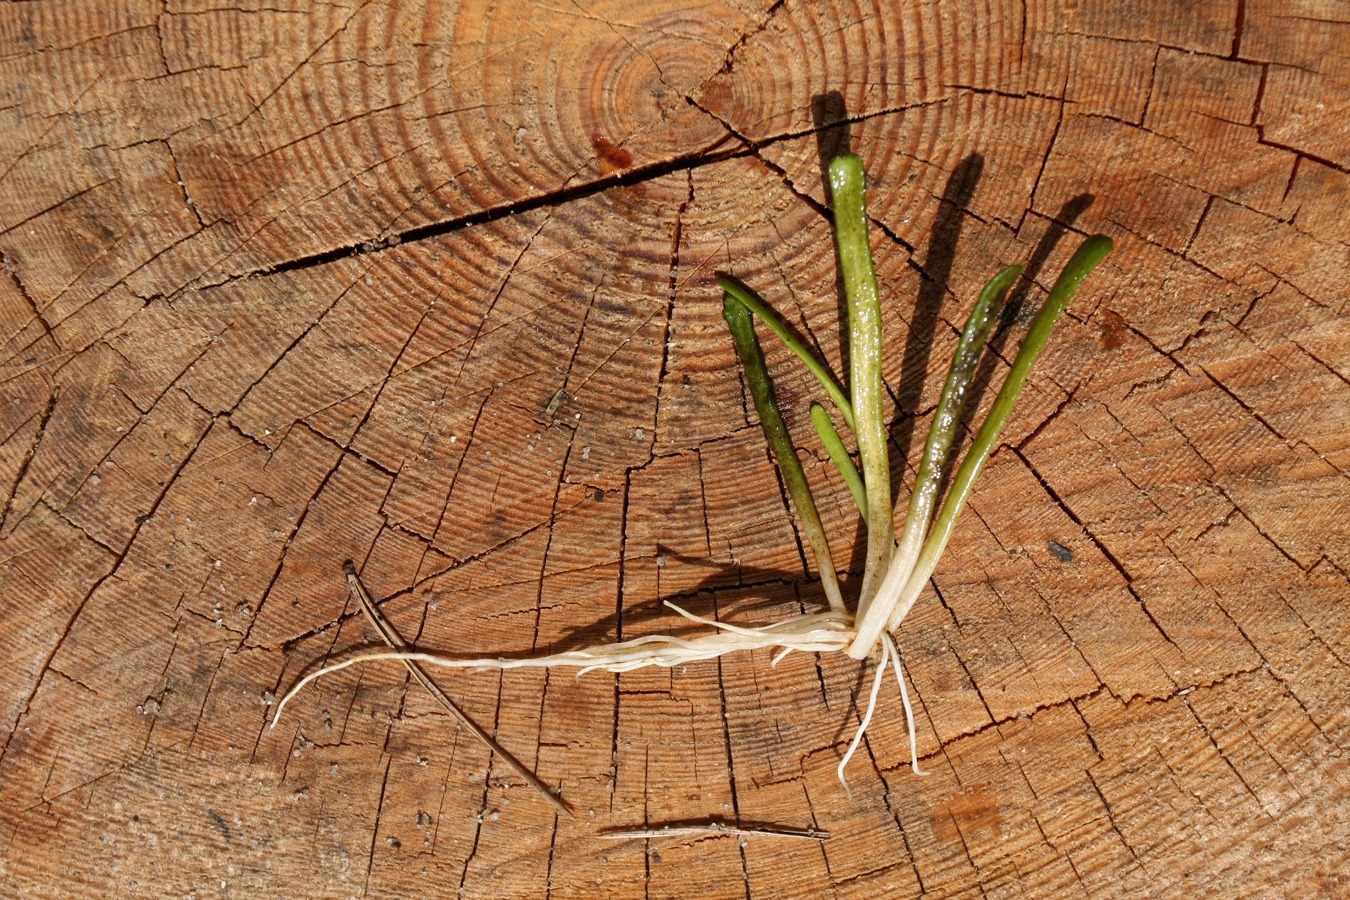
(1, 1), (1346, 897)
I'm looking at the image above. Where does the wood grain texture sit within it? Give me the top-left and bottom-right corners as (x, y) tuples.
(1, 0), (1347, 896)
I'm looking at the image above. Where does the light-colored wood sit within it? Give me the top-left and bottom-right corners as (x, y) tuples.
(1, 1), (1346, 896)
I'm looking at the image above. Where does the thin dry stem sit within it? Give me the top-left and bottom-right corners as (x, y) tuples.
(343, 562), (572, 817)
(601, 821), (830, 840)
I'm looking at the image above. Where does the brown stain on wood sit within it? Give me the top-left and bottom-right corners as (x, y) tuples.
(591, 131), (635, 177)
(1097, 307), (1130, 351)
(0, 1), (1346, 897)
(930, 789), (1002, 844)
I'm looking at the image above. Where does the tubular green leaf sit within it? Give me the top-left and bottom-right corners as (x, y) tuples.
(723, 293), (847, 613)
(850, 264), (1022, 651)
(811, 402), (866, 518)
(828, 154), (894, 609)
(910, 264), (1024, 531)
(881, 234), (1113, 634)
(718, 277), (855, 430)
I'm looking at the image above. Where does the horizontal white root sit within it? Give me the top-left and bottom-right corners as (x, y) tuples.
(270, 603), (854, 730)
(271, 601), (927, 793)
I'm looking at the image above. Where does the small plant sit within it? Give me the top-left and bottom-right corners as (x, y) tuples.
(273, 154), (1112, 803)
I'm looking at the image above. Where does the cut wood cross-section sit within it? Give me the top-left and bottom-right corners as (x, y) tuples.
(0, 1), (1346, 897)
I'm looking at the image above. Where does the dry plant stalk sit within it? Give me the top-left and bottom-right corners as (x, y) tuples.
(344, 563), (571, 817)
(273, 154), (1113, 807)
(600, 821), (830, 841)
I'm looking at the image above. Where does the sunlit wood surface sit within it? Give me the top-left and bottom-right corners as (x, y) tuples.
(1, 1), (1346, 896)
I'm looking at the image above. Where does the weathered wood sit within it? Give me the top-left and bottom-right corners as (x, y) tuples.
(1, 0), (1346, 896)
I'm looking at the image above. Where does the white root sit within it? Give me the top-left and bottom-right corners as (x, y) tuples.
(272, 600), (927, 792)
(884, 632), (928, 777)
(835, 632), (929, 793)
(836, 627), (890, 797)
(271, 603), (852, 730)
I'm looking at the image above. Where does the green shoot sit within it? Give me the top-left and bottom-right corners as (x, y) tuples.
(719, 276), (855, 430)
(883, 234), (1112, 630)
(828, 155), (894, 608)
(718, 277), (866, 517)
(724, 294), (847, 614)
(848, 264), (1021, 654)
(848, 235), (1113, 655)
(811, 402), (866, 517)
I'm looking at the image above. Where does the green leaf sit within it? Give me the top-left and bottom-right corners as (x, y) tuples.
(884, 234), (1113, 633)
(811, 402), (866, 518)
(828, 154), (894, 609)
(718, 276), (855, 430)
(723, 293), (846, 613)
(851, 264), (1021, 650)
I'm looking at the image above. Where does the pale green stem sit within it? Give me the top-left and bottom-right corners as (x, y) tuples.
(828, 155), (893, 609)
